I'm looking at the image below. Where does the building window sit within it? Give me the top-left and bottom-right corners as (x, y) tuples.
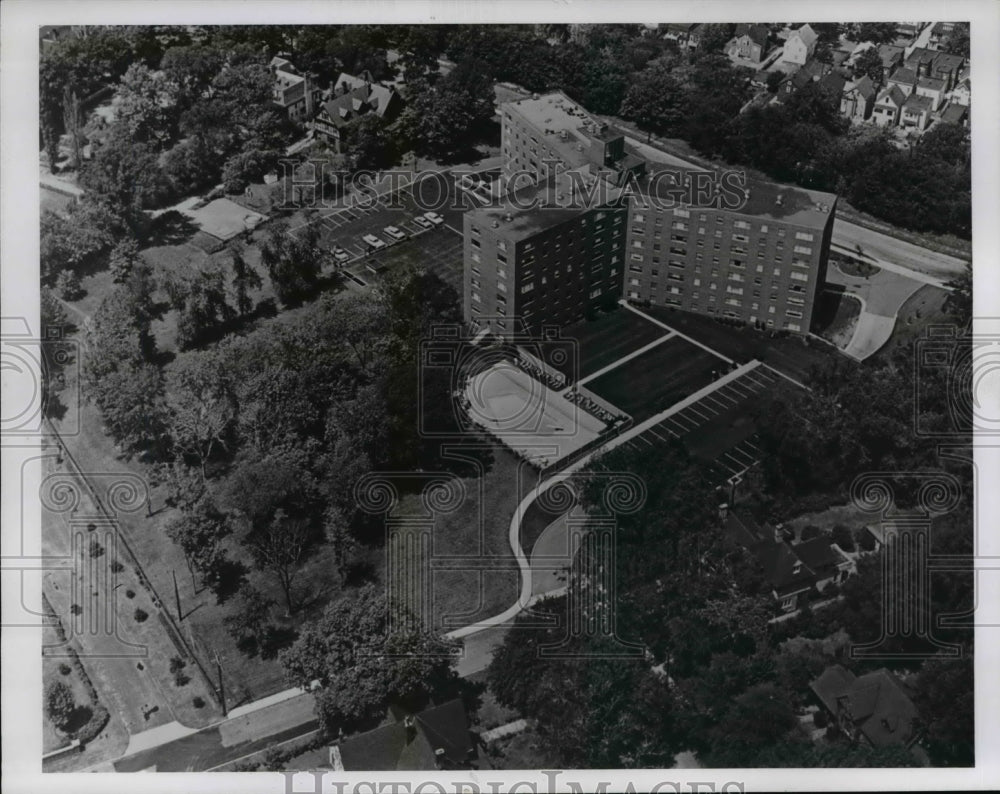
(631, 253), (644, 262)
(795, 232), (814, 241)
(733, 220), (750, 230)
(674, 209), (690, 218)
(793, 245), (812, 255)
(521, 282), (535, 293)
(790, 271), (809, 282)
(634, 213), (645, 223)
(787, 310), (803, 319)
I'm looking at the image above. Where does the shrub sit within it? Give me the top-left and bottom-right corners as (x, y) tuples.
(88, 538), (104, 558)
(169, 656), (186, 674)
(45, 681), (77, 731)
(832, 524), (855, 552)
(125, 588), (136, 599)
(133, 608), (148, 623)
(813, 709), (829, 728)
(193, 696), (205, 709)
(70, 603), (82, 616)
(76, 704), (110, 745)
(58, 663), (72, 676)
(110, 559), (125, 573)
(56, 269), (85, 301)
(800, 524), (824, 541)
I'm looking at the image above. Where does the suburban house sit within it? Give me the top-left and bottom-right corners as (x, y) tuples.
(725, 23), (770, 64)
(662, 23), (695, 46)
(905, 47), (965, 90)
(914, 75), (946, 111)
(950, 76), (970, 107)
(686, 24), (708, 50)
(310, 71), (404, 152)
(781, 23), (819, 66)
(900, 93), (934, 131)
(723, 509), (852, 612)
(872, 85), (907, 127)
(895, 21), (923, 42)
(810, 665), (922, 750)
(270, 56), (322, 123)
(774, 58), (830, 99)
(841, 75), (877, 121)
(876, 44), (905, 80)
(886, 66), (918, 96)
(927, 21), (956, 50)
(320, 700), (476, 771)
(940, 101), (969, 128)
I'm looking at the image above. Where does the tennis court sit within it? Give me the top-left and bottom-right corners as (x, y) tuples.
(464, 362), (606, 467)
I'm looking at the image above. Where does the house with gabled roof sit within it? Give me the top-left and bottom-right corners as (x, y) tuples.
(310, 72), (404, 152)
(723, 508), (851, 612)
(905, 47), (966, 90)
(810, 665), (921, 750)
(887, 66), (919, 96)
(841, 75), (877, 121)
(900, 93), (934, 130)
(872, 85), (907, 127)
(927, 22), (956, 50)
(950, 76), (970, 107)
(939, 101), (969, 128)
(915, 75), (946, 111)
(782, 23), (819, 66)
(270, 56), (322, 123)
(725, 23), (770, 64)
(323, 700), (476, 771)
(876, 44), (905, 80)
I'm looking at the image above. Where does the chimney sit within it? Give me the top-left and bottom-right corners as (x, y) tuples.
(434, 747), (446, 769)
(775, 194), (784, 206)
(718, 503), (729, 520)
(792, 560), (803, 575)
(774, 522), (784, 543)
(404, 715), (416, 737)
(504, 212), (513, 222)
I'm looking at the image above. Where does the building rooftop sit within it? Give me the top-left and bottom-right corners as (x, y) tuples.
(810, 665), (920, 748)
(903, 93), (933, 113)
(466, 166), (625, 241)
(504, 91), (624, 170)
(940, 102), (968, 124)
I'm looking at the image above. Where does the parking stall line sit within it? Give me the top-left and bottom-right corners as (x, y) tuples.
(702, 394), (732, 412)
(663, 416), (693, 434)
(648, 426), (675, 443)
(687, 404), (716, 421)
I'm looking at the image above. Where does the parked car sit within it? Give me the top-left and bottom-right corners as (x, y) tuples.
(362, 234), (386, 250)
(423, 212), (444, 226)
(413, 215), (433, 229)
(384, 225), (407, 241)
(333, 246), (350, 263)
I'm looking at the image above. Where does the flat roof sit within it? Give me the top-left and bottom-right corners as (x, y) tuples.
(504, 91), (623, 168)
(466, 167), (624, 240)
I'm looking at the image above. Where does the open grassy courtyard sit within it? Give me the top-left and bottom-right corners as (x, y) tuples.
(554, 308), (671, 383)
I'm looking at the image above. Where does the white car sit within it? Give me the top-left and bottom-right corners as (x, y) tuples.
(384, 225), (407, 241)
(333, 247), (350, 263)
(423, 212), (444, 226)
(362, 234), (386, 250)
(413, 215), (433, 229)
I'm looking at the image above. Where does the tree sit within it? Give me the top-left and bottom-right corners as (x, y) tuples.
(702, 683), (799, 766)
(229, 247), (262, 316)
(164, 496), (235, 590)
(913, 655), (974, 766)
(343, 115), (395, 171)
(223, 583), (277, 657)
(854, 23), (899, 45)
(407, 59), (495, 160)
(221, 148), (281, 194)
(832, 524), (855, 551)
(259, 222), (325, 306)
(108, 237), (142, 283)
(166, 349), (237, 478)
(279, 584), (461, 731)
(766, 70), (785, 93)
(163, 136), (221, 197)
(323, 504), (356, 578)
(619, 58), (687, 139)
(55, 270), (85, 301)
(853, 47), (886, 88)
(175, 263), (236, 350)
(45, 680), (77, 732)
(245, 508), (315, 615)
(160, 45), (224, 107)
(116, 63), (180, 149)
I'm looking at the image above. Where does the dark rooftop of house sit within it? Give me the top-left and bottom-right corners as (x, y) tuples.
(794, 536), (847, 572)
(940, 102), (968, 124)
(903, 94), (933, 113)
(334, 699), (474, 771)
(732, 23), (770, 48)
(810, 665), (920, 748)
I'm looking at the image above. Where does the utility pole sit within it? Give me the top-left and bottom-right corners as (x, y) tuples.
(214, 650), (227, 717)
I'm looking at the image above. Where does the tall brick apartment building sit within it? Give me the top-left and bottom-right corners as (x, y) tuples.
(465, 91), (838, 337)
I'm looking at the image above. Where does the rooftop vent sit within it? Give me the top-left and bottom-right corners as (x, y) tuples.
(491, 220), (499, 228)
(504, 212), (513, 222)
(775, 194), (784, 206)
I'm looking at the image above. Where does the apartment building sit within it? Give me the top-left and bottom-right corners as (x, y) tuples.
(466, 91), (838, 336)
(623, 168), (837, 333)
(463, 168), (628, 337)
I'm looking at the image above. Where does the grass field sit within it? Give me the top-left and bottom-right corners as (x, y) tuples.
(869, 284), (951, 365)
(555, 308), (671, 382)
(585, 335), (725, 422)
(611, 364), (788, 481)
(381, 442), (534, 633)
(641, 304), (846, 385)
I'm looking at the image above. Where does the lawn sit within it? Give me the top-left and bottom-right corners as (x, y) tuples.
(585, 335), (724, 422)
(869, 284), (950, 365)
(556, 308), (671, 382)
(641, 304), (848, 385)
(813, 290), (862, 350)
(381, 441), (533, 634)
